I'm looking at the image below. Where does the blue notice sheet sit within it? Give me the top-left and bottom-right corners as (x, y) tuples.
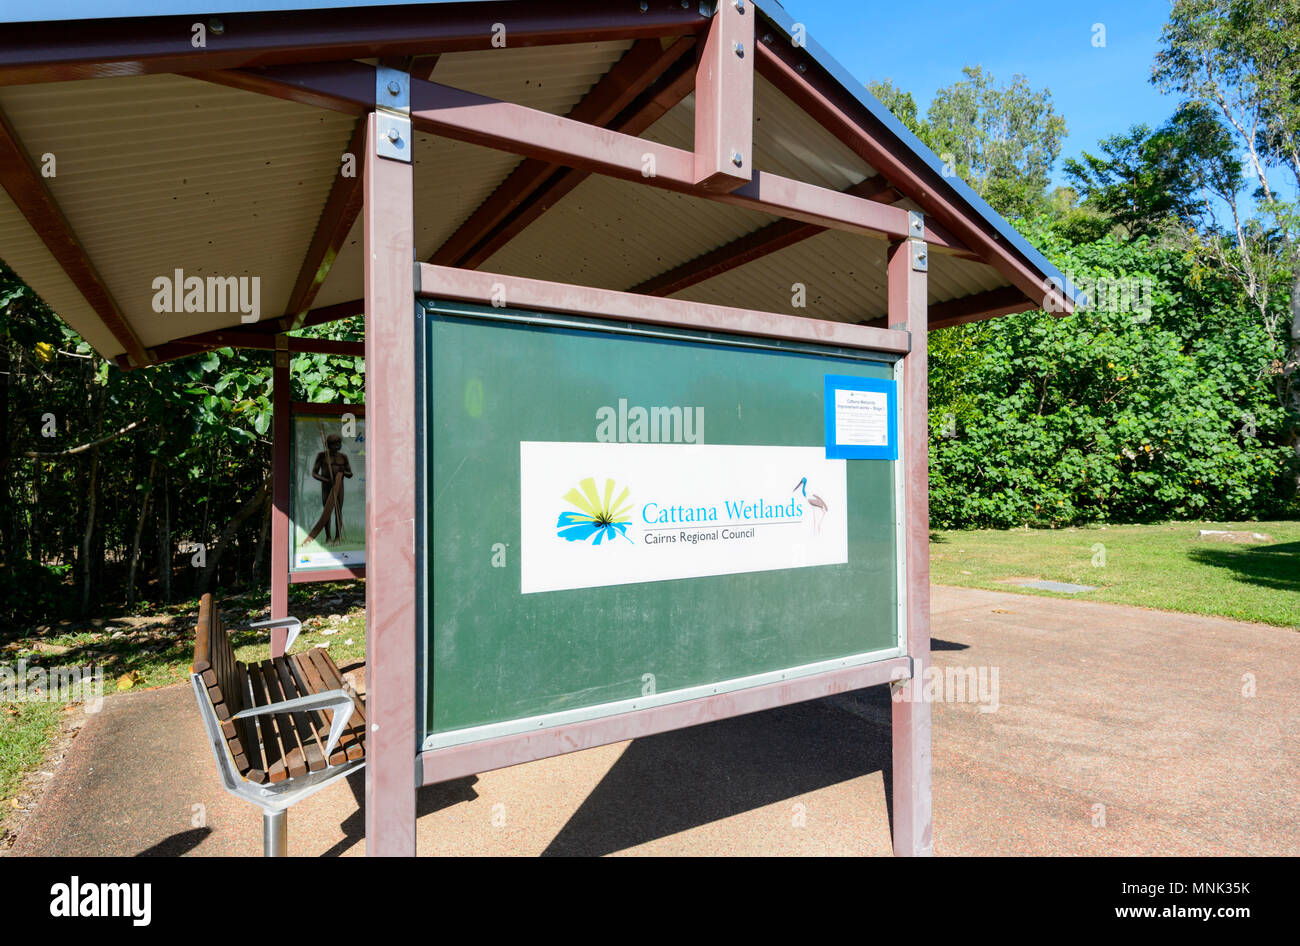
(824, 374), (897, 460)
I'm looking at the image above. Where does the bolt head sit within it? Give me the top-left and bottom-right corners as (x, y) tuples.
(797, 62), (807, 74)
(387, 80), (400, 96)
(734, 0), (745, 11)
(208, 17), (224, 34)
(731, 150), (743, 168)
(387, 127), (401, 143)
(734, 41), (745, 57)
(639, 0), (648, 11)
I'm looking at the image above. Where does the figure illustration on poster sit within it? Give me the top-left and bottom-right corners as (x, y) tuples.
(308, 432), (353, 544)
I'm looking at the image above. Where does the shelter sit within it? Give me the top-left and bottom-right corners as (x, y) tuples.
(0, 0), (1082, 856)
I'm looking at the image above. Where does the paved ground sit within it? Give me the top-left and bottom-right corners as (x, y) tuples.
(10, 586), (1299, 856)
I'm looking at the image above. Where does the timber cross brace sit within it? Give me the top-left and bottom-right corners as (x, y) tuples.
(0, 0), (1088, 858)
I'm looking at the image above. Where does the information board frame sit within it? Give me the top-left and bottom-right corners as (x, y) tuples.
(414, 297), (913, 761)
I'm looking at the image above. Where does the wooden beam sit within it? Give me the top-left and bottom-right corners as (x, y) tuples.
(0, 107), (150, 367)
(928, 285), (1036, 330)
(199, 62), (940, 248)
(755, 39), (1070, 315)
(283, 119), (368, 331)
(417, 264), (911, 355)
(454, 46), (699, 269)
(0, 1), (710, 85)
(284, 58), (438, 333)
(115, 299), (364, 369)
(693, 0), (754, 192)
(888, 235), (934, 857)
(630, 175), (896, 296)
(431, 37), (694, 268)
(363, 111), (418, 857)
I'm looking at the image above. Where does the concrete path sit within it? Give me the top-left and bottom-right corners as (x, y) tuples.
(10, 586), (1299, 856)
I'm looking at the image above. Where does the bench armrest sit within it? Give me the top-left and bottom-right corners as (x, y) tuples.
(233, 688), (356, 761)
(232, 616), (303, 653)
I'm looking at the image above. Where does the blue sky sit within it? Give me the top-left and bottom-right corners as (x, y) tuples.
(3, 0), (1178, 184)
(786, 0), (1177, 187)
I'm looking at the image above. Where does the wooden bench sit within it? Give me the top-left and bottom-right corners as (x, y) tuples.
(190, 593), (366, 855)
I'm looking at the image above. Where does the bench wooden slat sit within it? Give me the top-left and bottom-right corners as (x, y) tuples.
(234, 663), (266, 783)
(255, 659), (309, 779)
(287, 651), (343, 765)
(291, 650), (364, 765)
(243, 660), (279, 785)
(299, 649), (366, 761)
(270, 656), (326, 772)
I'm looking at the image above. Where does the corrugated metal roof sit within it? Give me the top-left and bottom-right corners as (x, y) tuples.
(0, 73), (354, 352)
(0, 187), (121, 355)
(0, 17), (1045, 360)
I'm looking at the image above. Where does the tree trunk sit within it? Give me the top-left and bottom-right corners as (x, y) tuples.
(198, 474), (271, 595)
(79, 446), (99, 615)
(0, 335), (10, 566)
(127, 455), (158, 610)
(158, 471), (171, 604)
(250, 498), (271, 587)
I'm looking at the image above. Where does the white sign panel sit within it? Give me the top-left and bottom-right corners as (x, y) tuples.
(833, 388), (889, 447)
(520, 442), (848, 594)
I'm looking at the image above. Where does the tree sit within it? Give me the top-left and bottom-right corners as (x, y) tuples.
(866, 79), (925, 138)
(1153, 0), (1300, 486)
(1063, 104), (1238, 239)
(924, 65), (1067, 219)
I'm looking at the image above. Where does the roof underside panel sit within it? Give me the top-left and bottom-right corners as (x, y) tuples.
(0, 73), (357, 357)
(0, 25), (1027, 360)
(0, 187), (121, 355)
(313, 40), (636, 312)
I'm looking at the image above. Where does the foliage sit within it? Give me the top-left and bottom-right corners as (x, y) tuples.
(929, 221), (1296, 527)
(0, 258), (364, 627)
(1063, 104), (1239, 239)
(869, 67), (1067, 219)
(921, 65), (1067, 219)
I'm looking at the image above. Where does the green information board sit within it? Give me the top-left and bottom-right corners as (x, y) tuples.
(418, 301), (905, 750)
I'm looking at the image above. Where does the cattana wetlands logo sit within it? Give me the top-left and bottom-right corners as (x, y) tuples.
(556, 477), (634, 545)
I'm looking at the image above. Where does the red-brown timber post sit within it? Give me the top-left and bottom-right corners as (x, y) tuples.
(269, 335), (291, 655)
(889, 221), (934, 857)
(363, 94), (418, 856)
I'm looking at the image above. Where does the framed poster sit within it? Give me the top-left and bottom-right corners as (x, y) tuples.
(289, 405), (367, 574)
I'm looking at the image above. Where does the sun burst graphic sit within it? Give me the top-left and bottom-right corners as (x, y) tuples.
(555, 477), (634, 545)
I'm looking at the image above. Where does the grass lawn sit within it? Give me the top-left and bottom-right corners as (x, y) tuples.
(930, 520), (1300, 629)
(0, 699), (62, 828)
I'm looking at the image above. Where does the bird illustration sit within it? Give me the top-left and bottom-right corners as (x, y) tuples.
(793, 477), (829, 534)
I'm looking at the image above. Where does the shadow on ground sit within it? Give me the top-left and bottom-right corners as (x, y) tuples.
(318, 772), (481, 857)
(1188, 540), (1300, 595)
(538, 690), (896, 856)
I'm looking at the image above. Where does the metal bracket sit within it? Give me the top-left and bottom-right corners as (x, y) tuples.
(909, 238), (928, 273)
(908, 210), (924, 240)
(375, 66), (412, 163)
(889, 655), (916, 695)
